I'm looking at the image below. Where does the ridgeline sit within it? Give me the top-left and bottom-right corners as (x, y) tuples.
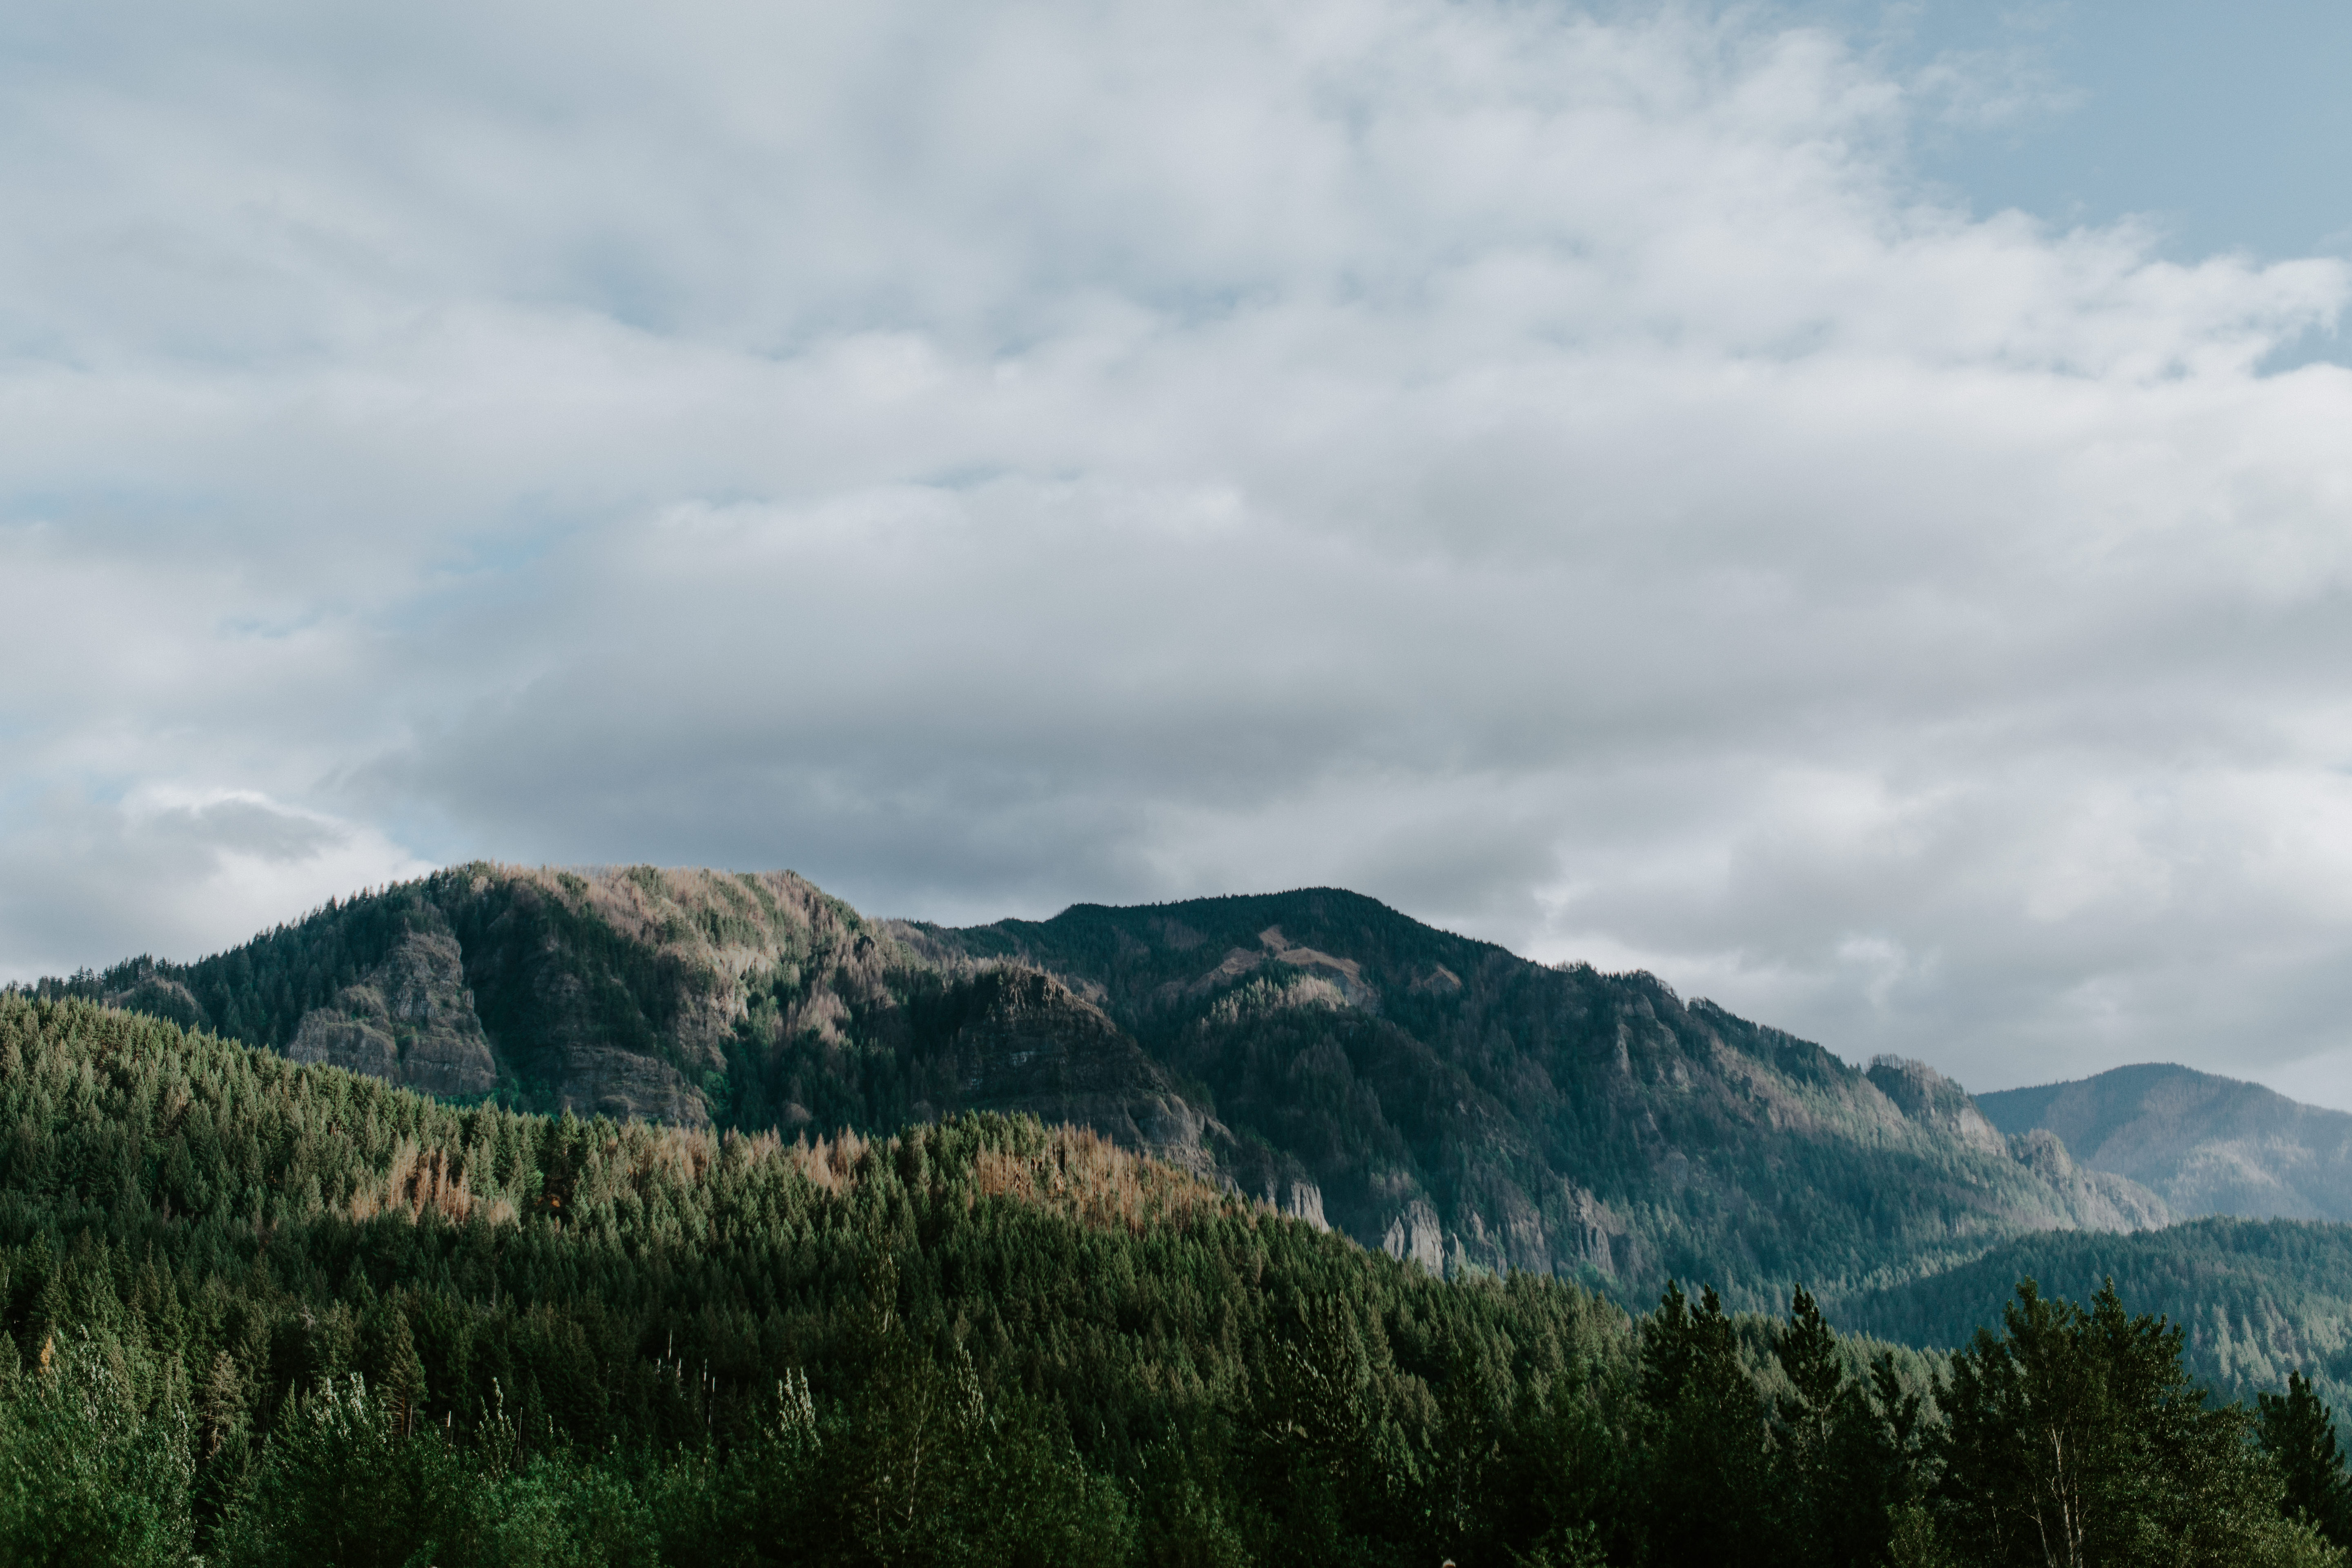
(31, 864), (2166, 1312)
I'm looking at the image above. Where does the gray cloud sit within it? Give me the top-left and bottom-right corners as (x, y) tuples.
(4, 1), (2352, 1106)
(0, 787), (429, 977)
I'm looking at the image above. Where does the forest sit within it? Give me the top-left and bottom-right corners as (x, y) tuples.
(1840, 1216), (2352, 1426)
(3, 995), (2349, 1566)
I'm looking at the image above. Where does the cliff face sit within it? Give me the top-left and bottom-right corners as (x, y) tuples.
(50, 869), (2163, 1308)
(1867, 1055), (2010, 1158)
(933, 965), (1234, 1181)
(284, 922), (497, 1099)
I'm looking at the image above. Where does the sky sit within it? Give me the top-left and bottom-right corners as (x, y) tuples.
(5, 0), (2352, 1106)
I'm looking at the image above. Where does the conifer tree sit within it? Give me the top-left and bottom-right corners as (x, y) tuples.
(1638, 1281), (1772, 1567)
(1771, 1284), (1915, 1563)
(1937, 1279), (2340, 1567)
(2261, 1372), (2352, 1548)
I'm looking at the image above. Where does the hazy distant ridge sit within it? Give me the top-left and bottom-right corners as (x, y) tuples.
(1978, 1063), (2352, 1223)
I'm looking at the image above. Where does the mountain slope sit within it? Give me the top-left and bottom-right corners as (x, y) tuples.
(30, 993), (2214, 1568)
(29, 868), (2168, 1309)
(36, 864), (1216, 1165)
(0, 993), (1631, 1566)
(1979, 1064), (2352, 1221)
(922, 889), (2167, 1304)
(1834, 1216), (2352, 1426)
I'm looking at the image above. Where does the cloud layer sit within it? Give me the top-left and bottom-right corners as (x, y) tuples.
(5, 0), (2352, 1102)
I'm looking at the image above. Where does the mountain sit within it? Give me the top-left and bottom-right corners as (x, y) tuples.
(25, 864), (2168, 1309)
(1978, 1064), (2352, 1222)
(916, 891), (2169, 1302)
(35, 864), (1230, 1171)
(1834, 1216), (2352, 1426)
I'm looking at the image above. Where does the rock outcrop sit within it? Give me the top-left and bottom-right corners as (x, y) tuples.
(1382, 1199), (1446, 1272)
(1868, 1055), (2011, 1158)
(947, 966), (1228, 1180)
(545, 1042), (706, 1125)
(2007, 1127), (2173, 1232)
(286, 925), (497, 1098)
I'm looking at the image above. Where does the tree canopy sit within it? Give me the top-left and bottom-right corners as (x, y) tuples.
(0, 995), (2343, 1566)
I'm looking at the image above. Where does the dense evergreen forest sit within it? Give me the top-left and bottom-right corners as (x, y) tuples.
(1840, 1218), (2352, 1432)
(2, 996), (2346, 1566)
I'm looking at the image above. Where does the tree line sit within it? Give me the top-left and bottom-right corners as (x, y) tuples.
(1, 995), (2346, 1565)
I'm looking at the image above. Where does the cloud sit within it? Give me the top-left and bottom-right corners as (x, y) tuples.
(0, 787), (430, 978)
(4, 0), (2352, 1105)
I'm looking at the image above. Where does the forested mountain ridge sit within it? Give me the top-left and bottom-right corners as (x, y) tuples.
(29, 864), (1214, 1163)
(28, 865), (2166, 1309)
(1980, 1063), (2352, 1222)
(0, 992), (1624, 1565)
(920, 890), (2169, 1303)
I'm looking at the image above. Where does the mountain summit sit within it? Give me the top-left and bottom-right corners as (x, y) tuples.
(1979, 1062), (2352, 1222)
(34, 864), (2164, 1306)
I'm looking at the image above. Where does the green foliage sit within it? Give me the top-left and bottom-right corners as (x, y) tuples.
(216, 1373), (483, 1568)
(1840, 1218), (2352, 1434)
(2263, 1372), (2352, 1547)
(482, 1450), (663, 1568)
(1771, 1286), (1923, 1564)
(1637, 1281), (1775, 1562)
(0, 1336), (194, 1568)
(0, 994), (2338, 1566)
(28, 871), (2160, 1314)
(1932, 1279), (2339, 1568)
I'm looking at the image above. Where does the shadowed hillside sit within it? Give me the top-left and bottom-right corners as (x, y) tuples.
(2, 994), (2333, 1568)
(923, 890), (2168, 1305)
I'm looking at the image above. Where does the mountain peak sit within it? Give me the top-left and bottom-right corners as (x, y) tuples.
(1979, 1062), (2352, 1221)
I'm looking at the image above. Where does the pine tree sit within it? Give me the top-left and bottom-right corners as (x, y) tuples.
(1937, 1279), (2341, 1567)
(1772, 1285), (1911, 1562)
(2261, 1372), (2352, 1548)
(1638, 1281), (1772, 1567)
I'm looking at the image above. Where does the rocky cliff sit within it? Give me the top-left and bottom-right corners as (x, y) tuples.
(283, 922), (497, 1098)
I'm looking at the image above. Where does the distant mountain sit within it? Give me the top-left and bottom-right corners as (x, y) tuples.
(27, 865), (2167, 1308)
(1978, 1063), (2352, 1221)
(1834, 1216), (2352, 1423)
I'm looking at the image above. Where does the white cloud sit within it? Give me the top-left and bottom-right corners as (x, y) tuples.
(0, 787), (430, 978)
(4, 0), (2352, 1107)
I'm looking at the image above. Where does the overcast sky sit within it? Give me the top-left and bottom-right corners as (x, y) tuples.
(6, 0), (2352, 1106)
